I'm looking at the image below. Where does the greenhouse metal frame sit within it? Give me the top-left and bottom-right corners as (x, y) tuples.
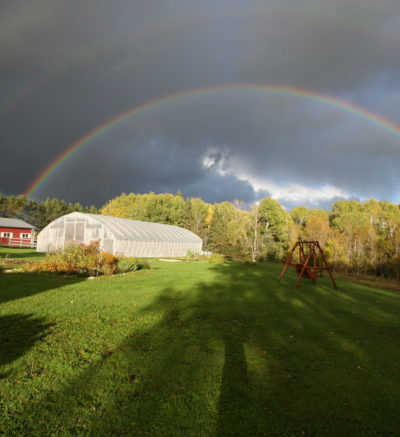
(37, 212), (202, 257)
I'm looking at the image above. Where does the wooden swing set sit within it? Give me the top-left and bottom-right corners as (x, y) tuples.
(279, 240), (337, 289)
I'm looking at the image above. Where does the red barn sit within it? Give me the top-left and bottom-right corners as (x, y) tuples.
(0, 217), (35, 248)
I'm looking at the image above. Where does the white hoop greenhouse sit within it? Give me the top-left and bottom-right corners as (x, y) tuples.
(37, 212), (202, 257)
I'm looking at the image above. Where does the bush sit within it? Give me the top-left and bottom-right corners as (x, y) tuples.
(116, 257), (151, 273)
(99, 252), (118, 276)
(181, 250), (209, 262)
(24, 242), (151, 276)
(25, 241), (118, 276)
(183, 250), (199, 262)
(243, 255), (256, 264)
(208, 253), (226, 264)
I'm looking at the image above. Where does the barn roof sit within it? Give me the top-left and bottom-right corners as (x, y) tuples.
(60, 212), (202, 243)
(0, 217), (34, 229)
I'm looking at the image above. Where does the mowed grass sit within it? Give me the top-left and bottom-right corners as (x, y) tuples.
(0, 253), (399, 436)
(0, 246), (46, 262)
(0, 247), (46, 271)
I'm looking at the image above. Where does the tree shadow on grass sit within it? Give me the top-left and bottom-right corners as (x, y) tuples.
(215, 330), (253, 436)
(9, 262), (400, 436)
(0, 273), (85, 304)
(0, 314), (53, 377)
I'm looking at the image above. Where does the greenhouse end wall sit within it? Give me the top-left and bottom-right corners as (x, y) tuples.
(37, 212), (202, 257)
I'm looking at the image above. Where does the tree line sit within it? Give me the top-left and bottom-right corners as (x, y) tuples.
(102, 192), (400, 279)
(1, 192), (399, 279)
(0, 194), (98, 231)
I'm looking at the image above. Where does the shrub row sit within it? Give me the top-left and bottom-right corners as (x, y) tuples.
(180, 251), (226, 264)
(24, 242), (150, 276)
(208, 253), (226, 264)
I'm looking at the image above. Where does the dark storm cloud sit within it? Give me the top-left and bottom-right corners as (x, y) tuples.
(1, 0), (399, 208)
(38, 134), (264, 206)
(240, 0), (400, 94)
(32, 92), (400, 207)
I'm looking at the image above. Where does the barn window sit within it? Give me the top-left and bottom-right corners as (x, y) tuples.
(1, 232), (13, 238)
(21, 233), (30, 238)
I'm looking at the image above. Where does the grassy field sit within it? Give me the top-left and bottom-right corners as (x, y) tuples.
(0, 250), (399, 436)
(0, 247), (45, 259)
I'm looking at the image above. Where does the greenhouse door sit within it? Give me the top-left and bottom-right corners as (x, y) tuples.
(75, 223), (85, 244)
(102, 239), (114, 254)
(65, 223), (74, 244)
(64, 222), (85, 244)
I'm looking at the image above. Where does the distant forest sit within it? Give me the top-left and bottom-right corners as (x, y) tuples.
(1, 192), (399, 279)
(0, 195), (98, 231)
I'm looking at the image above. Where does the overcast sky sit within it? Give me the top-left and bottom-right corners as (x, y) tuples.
(1, 0), (399, 209)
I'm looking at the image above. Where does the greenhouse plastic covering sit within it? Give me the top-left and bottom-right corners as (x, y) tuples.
(37, 212), (202, 257)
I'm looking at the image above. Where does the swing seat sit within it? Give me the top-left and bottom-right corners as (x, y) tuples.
(295, 264), (316, 280)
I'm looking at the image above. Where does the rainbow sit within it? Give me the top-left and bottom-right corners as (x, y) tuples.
(25, 84), (400, 197)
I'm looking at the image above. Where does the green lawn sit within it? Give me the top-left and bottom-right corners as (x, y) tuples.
(0, 252), (399, 436)
(0, 246), (46, 261)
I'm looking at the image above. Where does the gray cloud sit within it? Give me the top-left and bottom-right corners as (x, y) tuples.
(35, 134), (263, 206)
(240, 0), (400, 93)
(1, 0), (399, 208)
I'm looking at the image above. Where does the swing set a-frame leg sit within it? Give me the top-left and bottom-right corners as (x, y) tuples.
(294, 250), (313, 288)
(316, 242), (337, 289)
(279, 242), (298, 281)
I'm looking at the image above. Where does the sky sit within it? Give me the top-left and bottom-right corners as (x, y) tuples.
(1, 0), (400, 209)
